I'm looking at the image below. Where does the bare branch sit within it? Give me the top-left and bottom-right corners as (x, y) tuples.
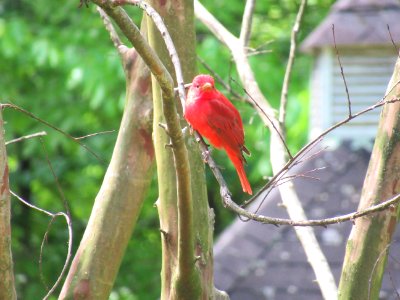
(387, 269), (400, 299)
(74, 129), (116, 140)
(240, 0), (256, 47)
(246, 49), (272, 57)
(39, 138), (71, 217)
(97, 7), (129, 56)
(10, 191), (72, 300)
(368, 244), (391, 300)
(253, 92), (400, 203)
(279, 0), (307, 124)
(387, 25), (400, 58)
(5, 131), (47, 145)
(1, 103), (103, 162)
(225, 189), (400, 226)
(332, 24), (352, 117)
(238, 81), (293, 158)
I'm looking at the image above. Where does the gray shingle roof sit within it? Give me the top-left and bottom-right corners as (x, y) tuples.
(214, 142), (400, 299)
(301, 0), (400, 52)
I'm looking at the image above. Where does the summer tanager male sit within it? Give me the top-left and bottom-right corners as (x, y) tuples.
(185, 74), (252, 195)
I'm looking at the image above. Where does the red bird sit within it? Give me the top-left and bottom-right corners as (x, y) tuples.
(185, 74), (252, 195)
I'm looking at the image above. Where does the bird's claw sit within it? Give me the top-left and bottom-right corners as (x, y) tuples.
(182, 126), (189, 137)
(201, 149), (211, 162)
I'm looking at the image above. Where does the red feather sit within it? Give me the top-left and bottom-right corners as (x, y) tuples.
(185, 74), (252, 195)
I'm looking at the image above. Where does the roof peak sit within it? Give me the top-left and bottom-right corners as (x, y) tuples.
(301, 0), (400, 51)
(333, 0), (400, 11)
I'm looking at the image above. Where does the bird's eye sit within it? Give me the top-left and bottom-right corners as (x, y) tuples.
(196, 85), (200, 88)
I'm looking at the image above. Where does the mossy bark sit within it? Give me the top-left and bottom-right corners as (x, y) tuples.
(60, 51), (155, 299)
(338, 58), (400, 300)
(0, 109), (17, 300)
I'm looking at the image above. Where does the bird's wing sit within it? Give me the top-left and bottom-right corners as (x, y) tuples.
(203, 94), (245, 151)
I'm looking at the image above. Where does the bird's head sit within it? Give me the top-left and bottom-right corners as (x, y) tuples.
(188, 74), (215, 100)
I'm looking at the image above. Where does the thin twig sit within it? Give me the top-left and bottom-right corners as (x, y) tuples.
(248, 92), (400, 207)
(332, 24), (352, 117)
(238, 81), (293, 159)
(387, 25), (400, 58)
(38, 138), (72, 294)
(39, 216), (56, 292)
(279, 0), (307, 124)
(10, 191), (72, 300)
(388, 269), (400, 299)
(280, 166), (325, 182)
(74, 129), (116, 140)
(5, 131), (47, 145)
(292, 141), (327, 167)
(1, 103), (104, 163)
(39, 138), (71, 217)
(97, 7), (128, 55)
(246, 49), (272, 57)
(226, 188), (400, 226)
(368, 243), (392, 300)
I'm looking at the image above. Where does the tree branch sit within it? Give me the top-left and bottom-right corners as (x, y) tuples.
(60, 8), (155, 298)
(99, 0), (200, 297)
(5, 131), (47, 145)
(1, 103), (103, 162)
(0, 108), (16, 300)
(279, 0), (307, 124)
(10, 191), (72, 300)
(97, 7), (129, 56)
(332, 24), (352, 117)
(239, 0), (256, 47)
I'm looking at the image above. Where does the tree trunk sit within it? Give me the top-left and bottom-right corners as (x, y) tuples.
(60, 50), (155, 299)
(338, 58), (400, 299)
(146, 0), (215, 299)
(0, 108), (17, 300)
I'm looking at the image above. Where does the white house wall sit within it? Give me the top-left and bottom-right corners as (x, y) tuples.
(310, 47), (397, 146)
(310, 47), (333, 140)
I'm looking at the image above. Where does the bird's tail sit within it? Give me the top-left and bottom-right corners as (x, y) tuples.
(227, 151), (252, 195)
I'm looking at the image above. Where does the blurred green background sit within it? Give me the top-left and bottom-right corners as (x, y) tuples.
(0, 0), (334, 299)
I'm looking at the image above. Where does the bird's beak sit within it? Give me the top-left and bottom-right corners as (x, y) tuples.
(201, 82), (213, 91)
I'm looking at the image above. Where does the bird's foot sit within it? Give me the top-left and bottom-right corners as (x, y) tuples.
(195, 136), (209, 148)
(182, 126), (189, 137)
(201, 149), (211, 162)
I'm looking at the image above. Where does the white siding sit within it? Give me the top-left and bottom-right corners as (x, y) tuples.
(310, 47), (397, 145)
(310, 47), (333, 139)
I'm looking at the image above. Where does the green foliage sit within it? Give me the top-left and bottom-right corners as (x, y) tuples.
(0, 0), (334, 298)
